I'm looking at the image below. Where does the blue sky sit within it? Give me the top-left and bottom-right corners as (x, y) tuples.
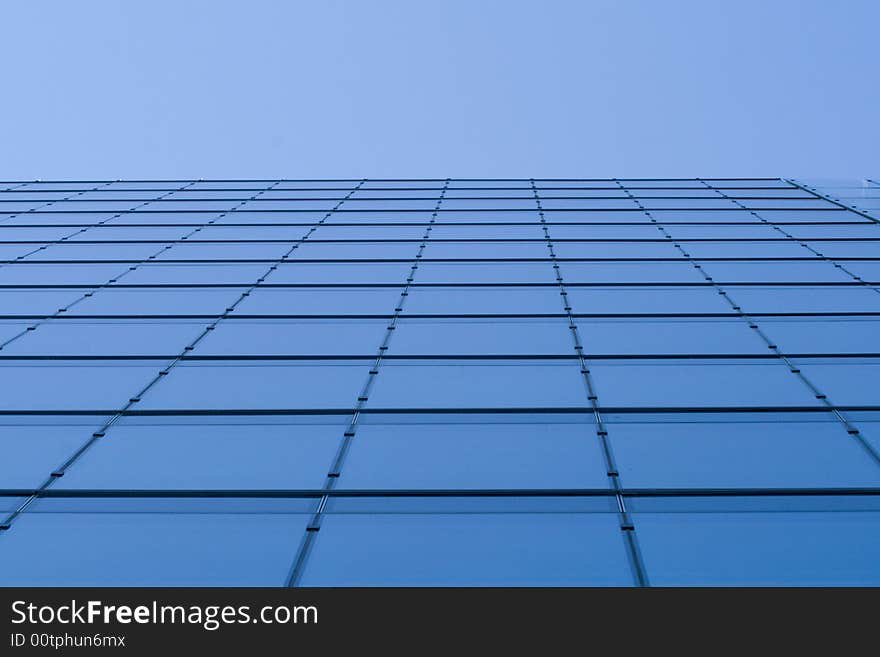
(0, 1), (876, 180)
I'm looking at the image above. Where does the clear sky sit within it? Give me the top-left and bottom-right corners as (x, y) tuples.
(0, 1), (876, 180)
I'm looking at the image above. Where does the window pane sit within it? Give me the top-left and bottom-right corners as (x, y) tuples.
(0, 503), (310, 586)
(609, 418), (880, 488)
(237, 288), (403, 315)
(0, 362), (156, 411)
(199, 320), (387, 355)
(758, 318), (880, 354)
(793, 358), (880, 406)
(0, 417), (102, 488)
(340, 418), (607, 489)
(301, 511), (631, 586)
(403, 287), (562, 314)
(390, 319), (572, 355)
(566, 287), (732, 314)
(139, 362), (370, 409)
(368, 361), (588, 409)
(732, 287), (880, 313)
(414, 262), (556, 284)
(589, 359), (818, 408)
(1, 321), (205, 356)
(69, 288), (243, 315)
(634, 509), (880, 585)
(575, 318), (767, 354)
(57, 418), (344, 489)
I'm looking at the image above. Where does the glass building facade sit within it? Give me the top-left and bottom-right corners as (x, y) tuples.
(0, 177), (878, 587)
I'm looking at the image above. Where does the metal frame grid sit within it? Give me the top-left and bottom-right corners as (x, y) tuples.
(0, 177), (878, 587)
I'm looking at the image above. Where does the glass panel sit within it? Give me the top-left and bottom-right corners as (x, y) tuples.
(697, 260), (853, 283)
(270, 262), (413, 284)
(793, 358), (880, 406)
(559, 262), (704, 283)
(236, 288), (404, 315)
(301, 511), (631, 586)
(731, 287), (880, 313)
(340, 418), (607, 489)
(0, 361), (157, 410)
(390, 319), (573, 355)
(0, 417), (102, 488)
(575, 318), (767, 354)
(414, 262), (556, 284)
(199, 320), (388, 355)
(0, 503), (310, 586)
(609, 418), (880, 488)
(69, 288), (244, 315)
(58, 418), (344, 490)
(589, 359), (819, 408)
(634, 509), (880, 585)
(403, 287), (562, 314)
(121, 263), (269, 285)
(566, 287), (733, 314)
(1, 321), (206, 356)
(0, 263), (128, 285)
(139, 361), (371, 409)
(368, 360), (588, 409)
(291, 241), (420, 259)
(155, 242), (291, 260)
(421, 242), (550, 259)
(0, 289), (90, 315)
(757, 318), (880, 354)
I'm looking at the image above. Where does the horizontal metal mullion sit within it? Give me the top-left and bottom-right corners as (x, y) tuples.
(0, 352), (876, 362)
(0, 405), (877, 417)
(0, 487), (876, 499)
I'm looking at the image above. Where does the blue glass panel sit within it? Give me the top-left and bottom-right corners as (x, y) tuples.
(237, 288), (403, 315)
(121, 263), (269, 284)
(199, 320), (387, 355)
(559, 261), (704, 283)
(340, 419), (607, 489)
(0, 418), (102, 488)
(0, 361), (158, 411)
(609, 419), (880, 488)
(793, 358), (880, 406)
(414, 262), (556, 283)
(139, 361), (371, 410)
(0, 263), (127, 285)
(36, 243), (166, 260)
(589, 359), (818, 408)
(1, 321), (205, 355)
(421, 242), (550, 258)
(69, 288), (243, 315)
(301, 512), (631, 586)
(757, 318), (880, 354)
(0, 289), (90, 315)
(368, 361), (588, 409)
(58, 419), (344, 489)
(732, 287), (880, 313)
(270, 262), (413, 284)
(155, 242), (290, 260)
(697, 260), (854, 283)
(0, 505), (310, 586)
(566, 287), (732, 314)
(292, 241), (420, 259)
(678, 241), (811, 258)
(390, 319), (572, 355)
(802, 241), (880, 258)
(403, 287), (562, 314)
(575, 318), (767, 354)
(635, 510), (880, 585)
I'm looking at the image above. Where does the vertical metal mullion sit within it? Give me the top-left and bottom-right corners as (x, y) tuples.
(531, 179), (649, 587)
(286, 179), (451, 587)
